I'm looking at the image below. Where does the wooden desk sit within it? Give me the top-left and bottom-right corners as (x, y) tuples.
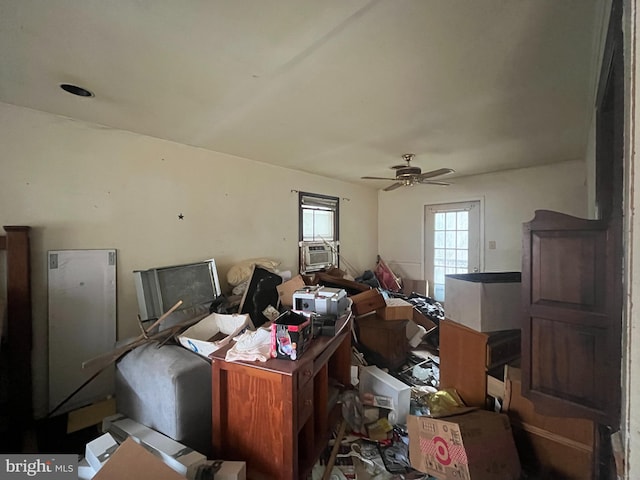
(211, 315), (352, 480)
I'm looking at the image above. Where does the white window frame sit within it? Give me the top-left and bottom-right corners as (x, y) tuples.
(298, 192), (340, 273)
(298, 192), (339, 243)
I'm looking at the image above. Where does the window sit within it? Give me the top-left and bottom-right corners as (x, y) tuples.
(298, 192), (339, 273)
(299, 192), (339, 242)
(424, 201), (480, 302)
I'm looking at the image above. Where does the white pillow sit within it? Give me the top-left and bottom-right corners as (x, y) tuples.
(227, 258), (280, 286)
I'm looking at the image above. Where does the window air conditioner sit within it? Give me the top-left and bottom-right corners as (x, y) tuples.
(299, 241), (338, 274)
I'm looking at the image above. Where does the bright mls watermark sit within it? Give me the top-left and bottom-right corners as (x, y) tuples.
(0, 455), (76, 479)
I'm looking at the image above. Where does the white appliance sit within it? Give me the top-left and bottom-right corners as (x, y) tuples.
(299, 241), (338, 274)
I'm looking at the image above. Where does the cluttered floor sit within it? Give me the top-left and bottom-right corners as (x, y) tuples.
(310, 341), (547, 480)
(310, 346), (442, 480)
(27, 346), (444, 480)
(15, 261), (593, 480)
(26, 338), (542, 480)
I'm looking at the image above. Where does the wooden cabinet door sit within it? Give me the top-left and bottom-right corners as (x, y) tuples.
(522, 210), (620, 426)
(439, 319), (489, 408)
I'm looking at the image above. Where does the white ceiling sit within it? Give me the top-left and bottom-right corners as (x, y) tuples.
(0, 0), (606, 189)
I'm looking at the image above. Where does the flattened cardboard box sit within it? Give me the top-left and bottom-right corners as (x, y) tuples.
(92, 438), (185, 480)
(103, 414), (206, 476)
(102, 414), (246, 480)
(408, 409), (521, 480)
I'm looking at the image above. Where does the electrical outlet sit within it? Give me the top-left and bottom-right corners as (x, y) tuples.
(488, 240), (496, 250)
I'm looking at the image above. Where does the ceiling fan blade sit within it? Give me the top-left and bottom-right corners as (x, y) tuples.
(418, 168), (455, 180)
(418, 179), (452, 186)
(383, 182), (404, 191)
(361, 176), (397, 180)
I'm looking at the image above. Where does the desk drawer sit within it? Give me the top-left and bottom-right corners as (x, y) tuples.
(486, 329), (521, 369)
(297, 361), (314, 389)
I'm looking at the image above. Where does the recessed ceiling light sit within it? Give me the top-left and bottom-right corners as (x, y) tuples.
(60, 83), (94, 97)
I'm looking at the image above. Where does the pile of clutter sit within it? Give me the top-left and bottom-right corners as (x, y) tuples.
(313, 364), (522, 480)
(312, 365), (429, 480)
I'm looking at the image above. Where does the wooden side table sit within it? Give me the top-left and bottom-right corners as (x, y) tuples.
(439, 318), (521, 408)
(211, 315), (352, 480)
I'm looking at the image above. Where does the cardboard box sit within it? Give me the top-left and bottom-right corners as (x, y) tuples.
(379, 297), (414, 321)
(92, 438), (185, 480)
(102, 414), (207, 477)
(401, 278), (427, 296)
(270, 310), (311, 360)
(177, 312), (251, 358)
(351, 289), (386, 316)
(408, 410), (521, 480)
(276, 274), (306, 308)
(444, 272), (522, 332)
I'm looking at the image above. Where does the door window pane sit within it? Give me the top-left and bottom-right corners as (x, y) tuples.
(456, 231), (468, 249)
(446, 249), (456, 267)
(446, 231), (456, 248)
(457, 211), (468, 230)
(457, 249), (468, 268)
(446, 212), (457, 230)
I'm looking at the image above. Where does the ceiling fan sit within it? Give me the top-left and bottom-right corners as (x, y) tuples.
(361, 153), (455, 191)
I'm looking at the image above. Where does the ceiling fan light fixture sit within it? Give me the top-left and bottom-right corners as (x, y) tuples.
(60, 83), (94, 98)
(362, 153), (454, 191)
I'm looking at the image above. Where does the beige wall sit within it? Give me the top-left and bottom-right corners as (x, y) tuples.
(0, 102), (379, 418)
(377, 160), (587, 284)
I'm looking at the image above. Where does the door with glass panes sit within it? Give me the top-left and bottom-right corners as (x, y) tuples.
(424, 201), (480, 302)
